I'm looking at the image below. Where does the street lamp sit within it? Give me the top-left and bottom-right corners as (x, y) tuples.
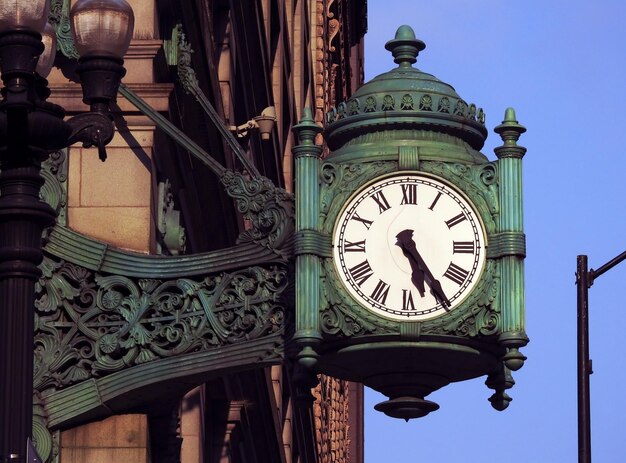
(0, 1), (133, 461)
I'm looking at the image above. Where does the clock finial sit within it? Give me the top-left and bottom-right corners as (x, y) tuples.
(384, 25), (426, 67)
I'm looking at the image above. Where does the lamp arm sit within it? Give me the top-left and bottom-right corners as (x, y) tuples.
(227, 119), (257, 138)
(66, 112), (115, 161)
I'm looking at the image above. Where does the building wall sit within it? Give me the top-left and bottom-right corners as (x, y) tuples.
(44, 0), (366, 462)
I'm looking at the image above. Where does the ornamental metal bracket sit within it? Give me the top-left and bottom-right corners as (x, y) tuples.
(156, 180), (187, 256)
(33, 248), (289, 461)
(49, 0), (79, 60)
(220, 170), (295, 257)
(65, 112), (115, 161)
(40, 149), (69, 226)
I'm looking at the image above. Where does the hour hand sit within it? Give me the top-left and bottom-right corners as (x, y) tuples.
(396, 229), (450, 308)
(395, 230), (425, 297)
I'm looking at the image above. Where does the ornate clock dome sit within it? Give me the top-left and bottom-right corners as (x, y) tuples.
(325, 25), (488, 163)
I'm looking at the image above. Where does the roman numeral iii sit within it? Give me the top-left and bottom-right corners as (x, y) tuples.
(453, 241), (474, 254)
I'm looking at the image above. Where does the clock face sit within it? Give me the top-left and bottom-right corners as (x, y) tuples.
(332, 173), (486, 321)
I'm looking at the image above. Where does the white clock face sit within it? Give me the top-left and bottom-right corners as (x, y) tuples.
(332, 173), (486, 321)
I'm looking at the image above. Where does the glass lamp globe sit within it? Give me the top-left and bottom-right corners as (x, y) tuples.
(0, 0), (50, 32)
(70, 0), (134, 59)
(36, 22), (57, 77)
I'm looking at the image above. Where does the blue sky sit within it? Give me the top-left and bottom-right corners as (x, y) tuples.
(363, 1), (626, 461)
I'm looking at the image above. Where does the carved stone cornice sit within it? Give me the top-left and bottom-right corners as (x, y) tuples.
(47, 83), (174, 114)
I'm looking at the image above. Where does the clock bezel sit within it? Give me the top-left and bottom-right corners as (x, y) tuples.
(331, 170), (488, 322)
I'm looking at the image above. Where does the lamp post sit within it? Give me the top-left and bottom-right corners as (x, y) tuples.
(576, 250), (626, 463)
(0, 1), (134, 461)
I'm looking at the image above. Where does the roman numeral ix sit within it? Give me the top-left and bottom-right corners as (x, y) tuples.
(344, 240), (366, 252)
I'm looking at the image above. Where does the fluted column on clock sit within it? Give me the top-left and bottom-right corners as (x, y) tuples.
(494, 107), (528, 371)
(292, 108), (324, 370)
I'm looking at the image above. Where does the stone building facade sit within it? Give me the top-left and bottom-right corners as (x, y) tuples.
(33, 0), (367, 462)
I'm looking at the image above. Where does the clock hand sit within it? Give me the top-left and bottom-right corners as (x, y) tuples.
(395, 229), (451, 308)
(396, 230), (426, 297)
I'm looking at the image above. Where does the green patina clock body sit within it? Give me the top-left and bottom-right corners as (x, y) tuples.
(293, 25), (527, 419)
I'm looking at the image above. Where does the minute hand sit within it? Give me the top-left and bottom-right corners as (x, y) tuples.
(396, 229), (451, 309)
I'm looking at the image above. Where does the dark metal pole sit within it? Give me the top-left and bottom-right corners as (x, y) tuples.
(576, 255), (591, 463)
(576, 250), (626, 463)
(0, 156), (56, 463)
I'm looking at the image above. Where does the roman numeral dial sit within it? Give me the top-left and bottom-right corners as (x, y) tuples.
(333, 174), (486, 322)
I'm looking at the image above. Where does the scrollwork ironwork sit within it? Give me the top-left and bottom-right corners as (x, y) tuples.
(176, 26), (200, 94)
(220, 170), (295, 256)
(49, 0), (79, 59)
(319, 262), (393, 337)
(319, 161), (394, 233)
(34, 255), (289, 395)
(41, 149), (68, 226)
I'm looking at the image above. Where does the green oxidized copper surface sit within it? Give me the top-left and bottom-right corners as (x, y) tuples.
(41, 149), (68, 226)
(35, 255), (287, 392)
(221, 170), (294, 256)
(32, 10), (298, 457)
(494, 108), (528, 369)
(34, 163), (295, 459)
(325, 25), (487, 154)
(293, 25), (528, 420)
(49, 0), (78, 59)
(293, 109), (325, 370)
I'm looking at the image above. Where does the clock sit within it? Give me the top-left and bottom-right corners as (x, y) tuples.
(332, 172), (486, 321)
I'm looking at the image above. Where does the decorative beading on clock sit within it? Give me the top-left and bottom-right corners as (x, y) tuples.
(324, 25), (487, 152)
